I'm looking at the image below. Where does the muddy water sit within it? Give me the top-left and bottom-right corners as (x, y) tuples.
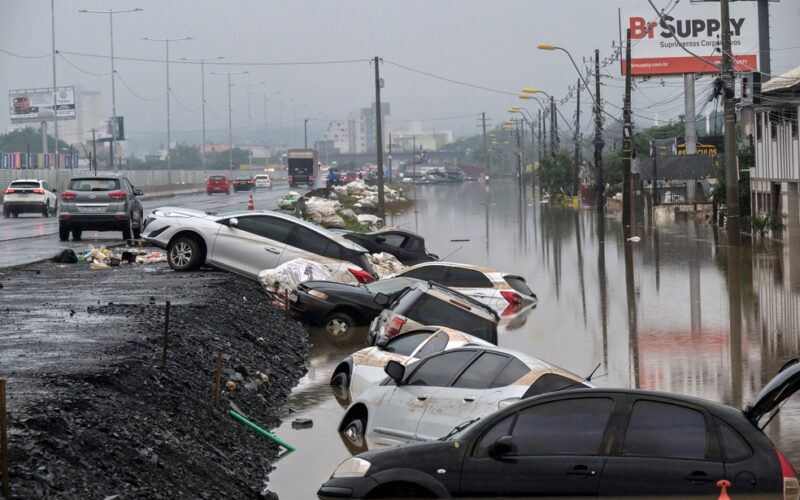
(268, 181), (800, 498)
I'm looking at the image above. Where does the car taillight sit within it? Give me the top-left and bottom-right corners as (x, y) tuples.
(349, 268), (375, 284)
(385, 316), (406, 339)
(777, 449), (799, 500)
(501, 290), (523, 305)
(108, 191), (127, 200)
(32, 188), (45, 194)
(4, 188), (14, 194)
(61, 191), (77, 200)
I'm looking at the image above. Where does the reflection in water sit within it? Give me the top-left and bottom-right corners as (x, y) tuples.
(269, 181), (800, 499)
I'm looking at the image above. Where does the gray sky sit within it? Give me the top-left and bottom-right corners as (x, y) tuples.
(2, 0), (798, 153)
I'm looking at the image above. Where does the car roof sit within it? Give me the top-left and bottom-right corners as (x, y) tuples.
(405, 261), (498, 275)
(369, 228), (421, 238)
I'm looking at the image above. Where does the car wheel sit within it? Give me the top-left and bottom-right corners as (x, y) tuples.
(133, 217), (142, 239)
(324, 312), (357, 344)
(42, 201), (50, 217)
(341, 416), (366, 453)
(121, 217), (133, 240)
(2, 207), (9, 218)
(59, 223), (70, 241)
(167, 236), (201, 271)
(330, 370), (351, 406)
(71, 229), (82, 241)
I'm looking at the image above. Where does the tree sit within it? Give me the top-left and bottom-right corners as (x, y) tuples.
(0, 127), (70, 153)
(207, 148), (250, 170)
(539, 150), (574, 193)
(170, 143), (202, 169)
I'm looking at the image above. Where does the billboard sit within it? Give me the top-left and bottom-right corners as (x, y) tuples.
(9, 87), (76, 122)
(96, 116), (125, 142)
(621, 3), (758, 76)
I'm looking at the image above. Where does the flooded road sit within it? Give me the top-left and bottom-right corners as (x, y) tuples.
(268, 180), (800, 498)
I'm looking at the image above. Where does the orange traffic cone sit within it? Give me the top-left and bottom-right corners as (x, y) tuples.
(717, 479), (731, 500)
(247, 194), (254, 210)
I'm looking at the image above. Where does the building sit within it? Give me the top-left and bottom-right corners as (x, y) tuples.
(319, 103), (391, 154)
(390, 121), (453, 152)
(749, 66), (800, 232)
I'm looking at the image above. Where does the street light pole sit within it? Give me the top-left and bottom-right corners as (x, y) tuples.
(211, 71), (249, 170)
(143, 36), (192, 181)
(78, 8), (143, 169)
(304, 118), (309, 149)
(181, 56), (224, 177)
(51, 0), (60, 184)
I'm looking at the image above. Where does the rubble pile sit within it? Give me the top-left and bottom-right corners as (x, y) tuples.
(368, 252), (408, 277)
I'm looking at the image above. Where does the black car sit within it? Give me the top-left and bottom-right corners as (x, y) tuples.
(232, 176), (255, 192)
(342, 229), (438, 266)
(318, 360), (800, 499)
(289, 277), (423, 343)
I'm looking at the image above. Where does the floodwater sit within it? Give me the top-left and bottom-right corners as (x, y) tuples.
(268, 180), (800, 498)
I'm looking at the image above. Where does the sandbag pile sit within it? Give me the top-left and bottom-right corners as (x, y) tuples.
(367, 252), (407, 278)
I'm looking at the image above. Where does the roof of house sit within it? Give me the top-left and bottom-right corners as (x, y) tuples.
(762, 66), (800, 94)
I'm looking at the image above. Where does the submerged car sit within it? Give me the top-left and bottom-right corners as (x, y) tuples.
(330, 327), (494, 404)
(341, 229), (438, 266)
(389, 262), (536, 314)
(289, 277), (422, 343)
(142, 208), (376, 282)
(3, 179), (58, 218)
(337, 345), (590, 453)
(58, 176), (144, 241)
(321, 359), (800, 499)
(368, 281), (499, 346)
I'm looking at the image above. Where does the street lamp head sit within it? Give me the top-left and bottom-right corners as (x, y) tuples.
(518, 95), (533, 100)
(537, 43), (558, 51)
(508, 107), (521, 113)
(521, 87), (539, 95)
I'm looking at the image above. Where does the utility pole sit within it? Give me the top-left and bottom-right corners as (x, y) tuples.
(412, 135), (416, 185)
(720, 0), (740, 228)
(538, 109), (544, 162)
(181, 57), (223, 178)
(92, 128), (97, 176)
(622, 28), (633, 231)
(550, 96), (557, 157)
(481, 112), (489, 180)
(211, 70), (249, 171)
(594, 49), (605, 211)
(757, 0), (771, 82)
(373, 56), (386, 221)
(388, 133), (393, 182)
(573, 80), (581, 197)
(51, 0), (60, 184)
(304, 118), (309, 149)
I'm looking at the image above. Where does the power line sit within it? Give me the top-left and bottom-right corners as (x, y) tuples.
(58, 49), (371, 67)
(382, 59), (518, 97)
(58, 53), (112, 77)
(0, 48), (52, 59)
(115, 71), (166, 102)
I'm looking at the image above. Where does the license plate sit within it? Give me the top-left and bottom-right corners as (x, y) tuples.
(289, 292), (298, 303)
(80, 206), (105, 213)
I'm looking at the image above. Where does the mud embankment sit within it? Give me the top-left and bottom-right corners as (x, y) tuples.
(0, 258), (308, 499)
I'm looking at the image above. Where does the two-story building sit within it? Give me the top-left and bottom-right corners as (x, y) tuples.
(750, 66), (800, 235)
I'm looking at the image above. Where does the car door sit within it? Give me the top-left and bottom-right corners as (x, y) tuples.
(210, 215), (293, 278)
(598, 398), (725, 496)
(373, 232), (411, 261)
(369, 350), (478, 444)
(280, 225), (345, 271)
(459, 397), (616, 497)
(442, 267), (496, 305)
(415, 351), (513, 441)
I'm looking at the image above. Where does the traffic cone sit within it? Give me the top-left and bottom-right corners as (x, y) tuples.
(247, 194), (254, 211)
(716, 479), (731, 500)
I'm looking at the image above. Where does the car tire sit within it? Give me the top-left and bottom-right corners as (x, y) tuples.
(341, 415), (367, 453)
(59, 223), (70, 241)
(71, 229), (82, 241)
(133, 217), (142, 239)
(167, 236), (201, 271)
(2, 207), (9, 218)
(330, 370), (351, 406)
(121, 217), (133, 241)
(42, 201), (50, 217)
(323, 312), (357, 344)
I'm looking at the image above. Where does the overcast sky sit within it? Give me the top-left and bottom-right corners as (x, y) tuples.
(2, 0), (798, 153)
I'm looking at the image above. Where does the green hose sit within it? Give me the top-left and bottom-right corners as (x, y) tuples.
(229, 410), (296, 452)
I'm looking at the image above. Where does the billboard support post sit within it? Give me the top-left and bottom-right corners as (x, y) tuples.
(41, 122), (48, 160)
(721, 0), (740, 227)
(684, 74), (697, 155)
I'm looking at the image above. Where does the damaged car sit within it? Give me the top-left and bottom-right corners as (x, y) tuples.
(142, 208), (376, 282)
(321, 359), (800, 499)
(341, 229), (439, 266)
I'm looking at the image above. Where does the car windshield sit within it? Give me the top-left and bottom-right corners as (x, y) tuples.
(364, 277), (416, 294)
(68, 178), (120, 191)
(209, 176), (226, 181)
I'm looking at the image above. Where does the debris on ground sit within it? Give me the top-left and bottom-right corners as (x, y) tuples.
(69, 245), (167, 267)
(0, 256), (308, 499)
(291, 418), (313, 429)
(368, 252), (408, 278)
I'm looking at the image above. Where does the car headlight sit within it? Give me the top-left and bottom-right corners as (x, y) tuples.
(308, 289), (328, 300)
(332, 457), (371, 479)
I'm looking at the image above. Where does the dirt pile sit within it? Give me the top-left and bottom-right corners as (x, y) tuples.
(0, 259), (308, 499)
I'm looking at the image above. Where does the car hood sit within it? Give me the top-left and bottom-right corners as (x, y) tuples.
(744, 359), (800, 424)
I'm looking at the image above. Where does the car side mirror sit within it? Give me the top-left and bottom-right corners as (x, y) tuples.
(373, 292), (390, 307)
(375, 236), (386, 244)
(488, 435), (516, 459)
(384, 360), (405, 384)
(228, 217), (239, 228)
(134, 189), (144, 196)
(376, 335), (389, 349)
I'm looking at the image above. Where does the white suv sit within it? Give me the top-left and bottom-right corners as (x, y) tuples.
(3, 179), (58, 218)
(254, 174), (272, 189)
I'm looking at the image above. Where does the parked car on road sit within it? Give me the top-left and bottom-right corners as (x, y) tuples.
(340, 171), (359, 184)
(254, 174), (273, 189)
(58, 176), (144, 241)
(337, 344), (590, 454)
(206, 175), (230, 195)
(368, 281), (499, 346)
(232, 176), (255, 192)
(330, 327), (494, 405)
(3, 179), (58, 218)
(322, 359), (800, 499)
(142, 208), (376, 282)
(289, 277), (422, 343)
(389, 262), (536, 314)
(342, 229), (438, 266)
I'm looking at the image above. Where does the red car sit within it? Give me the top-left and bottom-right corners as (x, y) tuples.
(206, 175), (230, 195)
(340, 171), (359, 184)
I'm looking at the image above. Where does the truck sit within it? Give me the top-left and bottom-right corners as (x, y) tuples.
(287, 149), (319, 188)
